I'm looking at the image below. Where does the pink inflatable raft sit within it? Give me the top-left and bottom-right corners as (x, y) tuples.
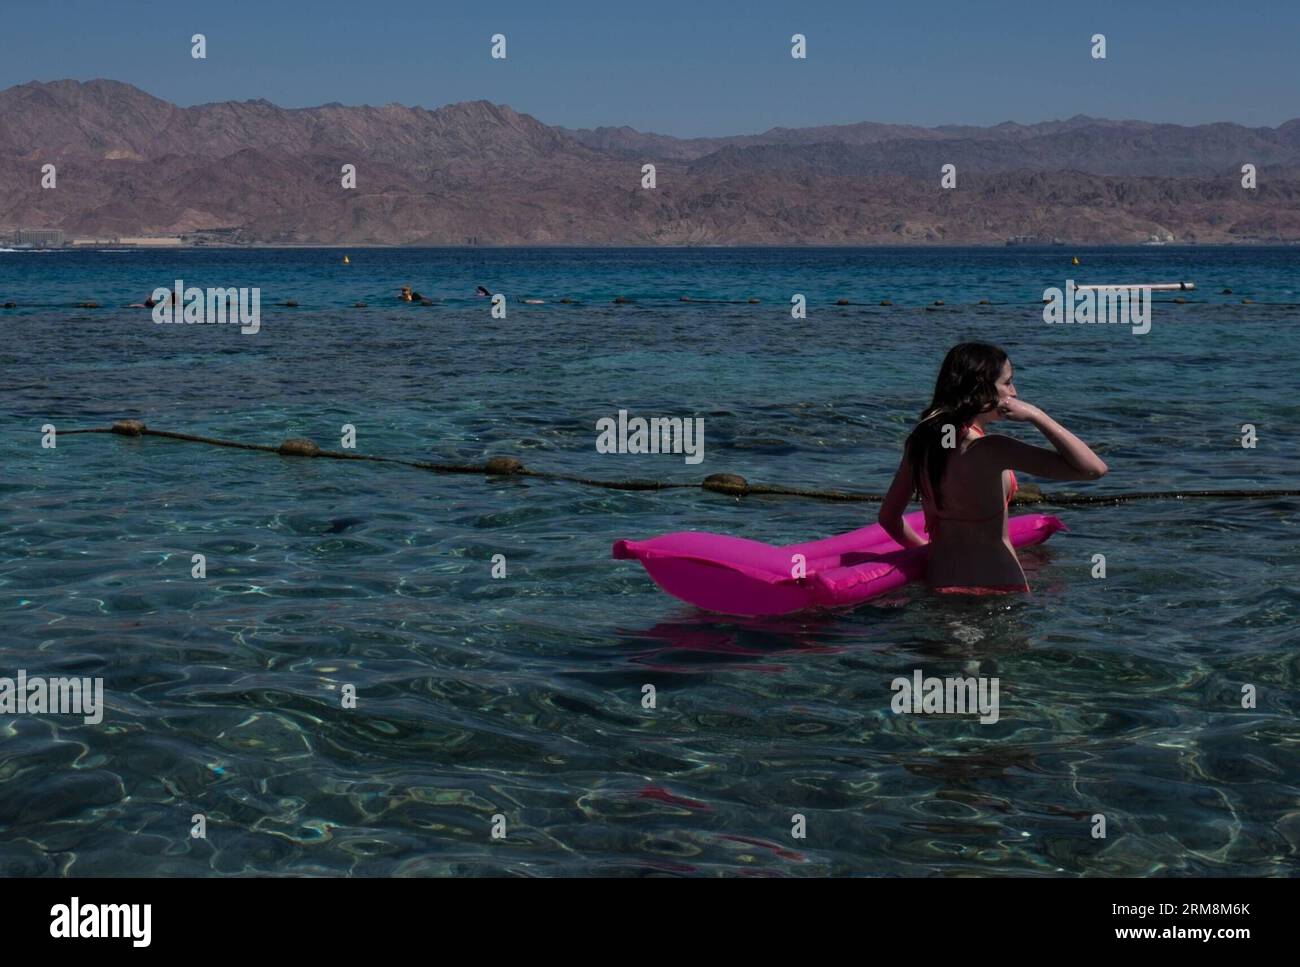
(613, 510), (1065, 616)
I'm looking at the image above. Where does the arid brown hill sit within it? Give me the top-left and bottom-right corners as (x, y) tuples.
(1, 79), (1297, 244)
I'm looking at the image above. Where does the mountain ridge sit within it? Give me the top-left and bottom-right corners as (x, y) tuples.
(2, 79), (1297, 244)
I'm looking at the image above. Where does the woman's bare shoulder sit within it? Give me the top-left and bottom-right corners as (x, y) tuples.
(969, 432), (1096, 481)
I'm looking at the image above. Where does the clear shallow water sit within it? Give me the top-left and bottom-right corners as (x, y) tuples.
(1, 246), (1297, 876)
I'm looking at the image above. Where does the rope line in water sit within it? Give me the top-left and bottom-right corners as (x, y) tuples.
(58, 421), (1300, 507)
(9, 297), (1300, 311)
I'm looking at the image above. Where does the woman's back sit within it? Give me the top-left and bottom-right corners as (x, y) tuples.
(919, 426), (1029, 590)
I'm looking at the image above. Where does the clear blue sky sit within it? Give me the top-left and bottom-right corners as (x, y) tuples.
(4, 0), (1298, 135)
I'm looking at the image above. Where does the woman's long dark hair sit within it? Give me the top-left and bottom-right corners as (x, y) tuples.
(905, 342), (1009, 508)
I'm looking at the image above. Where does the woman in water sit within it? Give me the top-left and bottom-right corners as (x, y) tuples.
(878, 342), (1108, 593)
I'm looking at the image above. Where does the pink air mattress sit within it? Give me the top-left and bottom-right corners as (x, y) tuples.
(612, 510), (1065, 616)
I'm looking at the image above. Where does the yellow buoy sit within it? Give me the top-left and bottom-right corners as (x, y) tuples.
(343, 255), (350, 264)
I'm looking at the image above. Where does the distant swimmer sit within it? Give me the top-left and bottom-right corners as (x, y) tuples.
(476, 285), (491, 297)
(133, 292), (175, 308)
(399, 285), (428, 302)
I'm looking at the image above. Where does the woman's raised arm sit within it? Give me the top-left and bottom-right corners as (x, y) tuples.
(985, 399), (1109, 481)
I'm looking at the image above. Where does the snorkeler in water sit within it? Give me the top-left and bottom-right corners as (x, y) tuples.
(131, 292), (173, 309)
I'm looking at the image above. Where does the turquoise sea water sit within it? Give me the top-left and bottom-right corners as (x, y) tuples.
(1, 246), (1298, 876)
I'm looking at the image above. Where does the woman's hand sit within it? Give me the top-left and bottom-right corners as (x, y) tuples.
(997, 398), (1042, 422)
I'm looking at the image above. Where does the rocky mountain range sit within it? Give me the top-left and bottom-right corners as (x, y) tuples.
(2, 78), (1297, 244)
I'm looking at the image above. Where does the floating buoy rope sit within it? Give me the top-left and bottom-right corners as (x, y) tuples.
(52, 421), (1300, 508)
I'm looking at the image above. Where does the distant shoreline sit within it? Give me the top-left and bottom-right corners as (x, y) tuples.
(3, 240), (1298, 251)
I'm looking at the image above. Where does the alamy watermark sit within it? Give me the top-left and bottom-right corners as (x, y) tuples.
(595, 410), (704, 465)
(50, 898), (150, 947)
(151, 279), (260, 334)
(0, 670), (104, 724)
(1043, 280), (1151, 334)
(891, 669), (1000, 724)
